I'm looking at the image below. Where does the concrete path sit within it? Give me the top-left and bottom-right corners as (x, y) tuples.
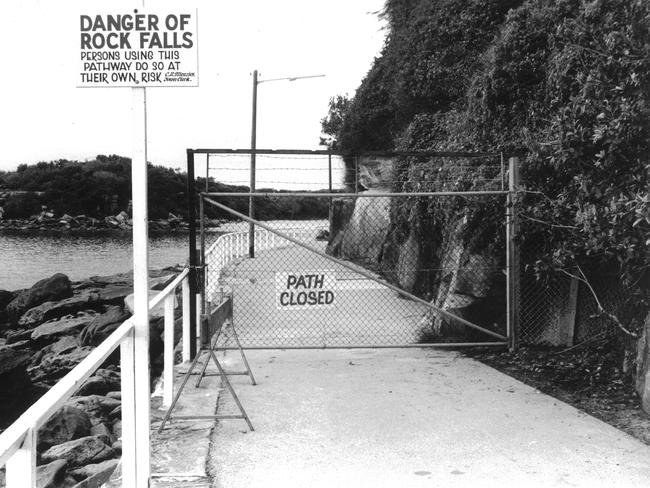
(209, 348), (650, 488)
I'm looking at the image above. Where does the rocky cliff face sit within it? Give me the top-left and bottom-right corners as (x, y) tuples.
(327, 156), (505, 342)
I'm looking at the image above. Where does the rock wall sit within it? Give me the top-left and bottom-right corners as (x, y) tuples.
(327, 156), (393, 263)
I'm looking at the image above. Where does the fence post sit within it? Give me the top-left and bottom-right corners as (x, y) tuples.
(328, 153), (333, 229)
(5, 427), (36, 488)
(187, 149), (198, 359)
(163, 294), (175, 407)
(200, 196), (206, 317)
(506, 156), (520, 351)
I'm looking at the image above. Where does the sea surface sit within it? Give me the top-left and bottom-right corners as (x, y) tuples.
(0, 220), (328, 291)
(0, 232), (200, 291)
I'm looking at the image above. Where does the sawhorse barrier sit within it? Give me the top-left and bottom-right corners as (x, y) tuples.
(159, 291), (255, 431)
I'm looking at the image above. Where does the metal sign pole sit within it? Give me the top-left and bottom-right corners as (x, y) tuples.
(130, 84), (151, 487)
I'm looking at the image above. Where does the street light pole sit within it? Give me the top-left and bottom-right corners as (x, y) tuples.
(247, 70), (326, 259)
(249, 70), (258, 259)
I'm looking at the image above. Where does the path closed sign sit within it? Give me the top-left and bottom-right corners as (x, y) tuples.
(276, 271), (336, 310)
(77, 10), (198, 87)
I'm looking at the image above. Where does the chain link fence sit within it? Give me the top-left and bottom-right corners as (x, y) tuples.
(201, 193), (507, 348)
(518, 213), (641, 347)
(193, 149), (642, 350)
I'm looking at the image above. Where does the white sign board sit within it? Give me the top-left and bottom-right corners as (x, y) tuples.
(77, 10), (198, 87)
(276, 271), (336, 310)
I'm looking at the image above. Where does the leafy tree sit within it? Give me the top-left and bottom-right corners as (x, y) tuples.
(329, 0), (649, 337)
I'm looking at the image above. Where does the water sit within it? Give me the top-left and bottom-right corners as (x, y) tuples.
(0, 232), (197, 291)
(0, 220), (329, 291)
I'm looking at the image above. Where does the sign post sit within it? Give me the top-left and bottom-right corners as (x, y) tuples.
(77, 7), (198, 487)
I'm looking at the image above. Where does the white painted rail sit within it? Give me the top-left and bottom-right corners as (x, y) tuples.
(205, 227), (312, 301)
(0, 267), (191, 488)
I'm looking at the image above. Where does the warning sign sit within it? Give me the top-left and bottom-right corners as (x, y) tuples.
(77, 10), (198, 87)
(276, 271), (336, 310)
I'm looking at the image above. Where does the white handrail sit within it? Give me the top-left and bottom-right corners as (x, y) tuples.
(0, 268), (192, 488)
(0, 319), (135, 467)
(205, 227), (312, 299)
(149, 268), (189, 310)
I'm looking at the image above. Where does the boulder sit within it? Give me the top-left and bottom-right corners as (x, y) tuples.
(89, 423), (115, 445)
(0, 289), (14, 309)
(38, 406), (92, 451)
(29, 347), (93, 384)
(115, 211), (129, 223)
(76, 369), (120, 397)
(6, 274), (72, 322)
(86, 272), (131, 288)
(78, 306), (131, 347)
(111, 420), (122, 439)
(19, 292), (101, 328)
(49, 335), (79, 355)
(6, 328), (34, 344)
(65, 395), (121, 425)
(40, 435), (116, 468)
(31, 315), (93, 345)
(125, 291), (175, 320)
(151, 274), (177, 291)
(97, 285), (132, 306)
(36, 459), (68, 488)
(5, 339), (30, 351)
(339, 191), (391, 264)
(69, 459), (119, 488)
(0, 346), (30, 375)
(0, 347), (33, 419)
(0, 289), (14, 321)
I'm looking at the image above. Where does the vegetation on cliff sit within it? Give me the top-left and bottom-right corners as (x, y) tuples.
(0, 155), (329, 222)
(322, 0), (649, 335)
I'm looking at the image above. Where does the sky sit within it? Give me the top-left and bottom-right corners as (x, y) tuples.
(0, 0), (387, 186)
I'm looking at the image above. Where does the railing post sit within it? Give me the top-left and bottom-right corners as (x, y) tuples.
(6, 427), (36, 488)
(182, 276), (191, 363)
(163, 294), (175, 407)
(196, 295), (202, 347)
(120, 328), (137, 487)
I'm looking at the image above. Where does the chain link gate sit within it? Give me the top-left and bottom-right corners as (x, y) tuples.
(190, 149), (515, 350)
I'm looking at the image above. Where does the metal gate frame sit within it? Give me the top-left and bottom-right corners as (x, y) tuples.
(185, 149), (520, 351)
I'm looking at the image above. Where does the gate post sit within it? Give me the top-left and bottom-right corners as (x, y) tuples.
(506, 157), (520, 351)
(187, 149), (198, 359)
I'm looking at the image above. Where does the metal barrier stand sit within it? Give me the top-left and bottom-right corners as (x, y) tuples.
(158, 292), (255, 432)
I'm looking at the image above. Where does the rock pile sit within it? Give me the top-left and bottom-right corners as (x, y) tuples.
(0, 267), (184, 487)
(0, 211), (188, 233)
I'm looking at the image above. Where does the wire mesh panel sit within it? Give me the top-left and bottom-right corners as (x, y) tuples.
(517, 209), (643, 346)
(202, 192), (508, 348)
